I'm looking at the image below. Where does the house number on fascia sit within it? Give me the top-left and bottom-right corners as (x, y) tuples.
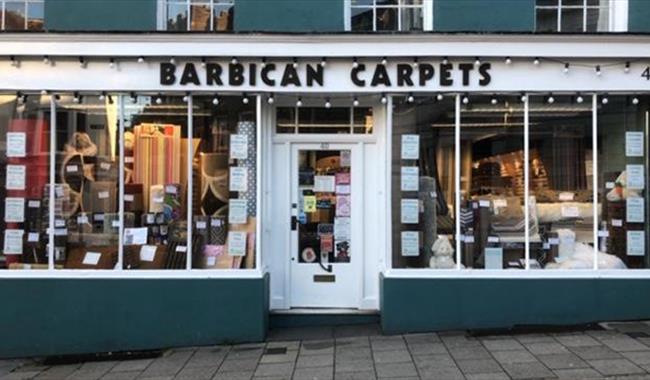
(642, 67), (650, 80)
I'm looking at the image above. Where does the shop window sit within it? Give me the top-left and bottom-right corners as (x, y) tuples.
(535, 0), (611, 32)
(349, 0), (429, 32)
(528, 95), (595, 269)
(460, 95), (526, 270)
(53, 94), (120, 270)
(191, 96), (257, 269)
(391, 96), (456, 268)
(598, 95), (648, 269)
(163, 0), (234, 31)
(0, 93), (51, 270)
(1, 0), (43, 31)
(276, 106), (373, 135)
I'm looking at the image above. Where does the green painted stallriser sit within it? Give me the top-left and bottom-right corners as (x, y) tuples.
(0, 275), (269, 359)
(381, 276), (650, 334)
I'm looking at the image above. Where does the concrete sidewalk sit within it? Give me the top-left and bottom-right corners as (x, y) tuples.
(4, 322), (650, 379)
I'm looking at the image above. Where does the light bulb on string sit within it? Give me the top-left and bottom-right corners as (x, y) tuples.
(79, 56), (86, 68)
(381, 57), (387, 65)
(212, 96), (220, 105)
(563, 63), (570, 74)
(533, 57), (540, 66)
(182, 92), (190, 102)
(130, 92), (137, 103)
(625, 62), (631, 73)
(491, 96), (498, 105)
(10, 56), (18, 67)
(602, 95), (609, 105)
(201, 57), (207, 68)
(436, 93), (444, 101)
(352, 58), (359, 69)
(40, 90), (47, 95)
(353, 97), (360, 107)
(320, 57), (327, 68)
(242, 94), (249, 104)
(99, 92), (106, 101)
(474, 57), (481, 66)
(231, 57), (238, 65)
(292, 58), (298, 69)
(325, 98), (331, 108)
(109, 58), (115, 68)
(412, 57), (419, 68)
(267, 94), (275, 104)
(596, 65), (602, 76)
(261, 58), (267, 68)
(505, 57), (512, 65)
(632, 97), (640, 105)
(442, 56), (449, 65)
(547, 95), (555, 104)
(576, 94), (584, 104)
(155, 94), (163, 105)
(138, 56), (145, 63)
(73, 92), (81, 103)
(407, 94), (414, 103)
(169, 57), (175, 64)
(380, 94), (388, 104)
(43, 55), (50, 65)
(520, 93), (527, 103)
(296, 97), (303, 107)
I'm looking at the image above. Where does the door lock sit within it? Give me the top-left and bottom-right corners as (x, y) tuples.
(291, 215), (297, 231)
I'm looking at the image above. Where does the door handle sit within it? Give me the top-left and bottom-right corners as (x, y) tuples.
(291, 216), (297, 231)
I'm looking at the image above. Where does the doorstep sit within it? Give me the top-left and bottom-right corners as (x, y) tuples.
(269, 308), (380, 328)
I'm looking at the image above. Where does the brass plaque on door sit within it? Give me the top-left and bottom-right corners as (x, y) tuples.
(314, 274), (335, 283)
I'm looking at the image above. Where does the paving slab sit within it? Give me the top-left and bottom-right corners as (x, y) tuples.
(333, 370), (376, 380)
(372, 350), (413, 364)
(481, 339), (525, 351)
(524, 342), (570, 355)
(570, 345), (624, 360)
(491, 350), (538, 364)
(588, 358), (646, 376)
(374, 362), (418, 378)
(296, 354), (333, 369)
(536, 353), (589, 370)
(553, 367), (606, 380)
(455, 358), (503, 374)
(623, 351), (650, 366)
(292, 366), (334, 380)
(501, 361), (555, 380)
(253, 362), (294, 378)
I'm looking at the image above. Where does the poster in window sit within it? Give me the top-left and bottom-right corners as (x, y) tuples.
(627, 197), (645, 223)
(229, 167), (248, 192)
(228, 231), (247, 256)
(229, 134), (248, 160)
(314, 176), (336, 192)
(228, 199), (248, 224)
(4, 197), (24, 223)
(6, 132), (26, 157)
(401, 231), (419, 256)
(626, 132), (644, 157)
(626, 164), (645, 190)
(5, 165), (25, 190)
(336, 195), (351, 217)
(401, 166), (419, 192)
(401, 199), (419, 224)
(3, 229), (23, 254)
(401, 134), (419, 160)
(627, 231), (645, 256)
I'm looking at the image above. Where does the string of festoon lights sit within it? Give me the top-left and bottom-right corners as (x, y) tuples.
(6, 55), (642, 107)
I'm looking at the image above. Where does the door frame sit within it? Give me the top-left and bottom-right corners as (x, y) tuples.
(288, 142), (364, 309)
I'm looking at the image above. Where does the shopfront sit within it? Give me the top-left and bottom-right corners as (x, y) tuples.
(1, 33), (650, 357)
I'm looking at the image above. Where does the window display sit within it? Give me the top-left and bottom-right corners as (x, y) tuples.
(0, 93), (51, 269)
(276, 106), (373, 134)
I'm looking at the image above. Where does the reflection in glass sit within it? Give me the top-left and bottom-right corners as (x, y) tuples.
(167, 3), (188, 31)
(5, 2), (26, 30)
(401, 7), (423, 31)
(586, 6), (609, 32)
(0, 94), (51, 269)
(560, 8), (583, 32)
(191, 96), (256, 269)
(213, 4), (233, 31)
(190, 3), (211, 31)
(376, 7), (397, 31)
(391, 96), (456, 269)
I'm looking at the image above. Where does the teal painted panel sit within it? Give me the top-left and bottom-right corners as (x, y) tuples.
(235, 0), (344, 32)
(44, 0), (157, 31)
(381, 277), (650, 334)
(0, 275), (269, 358)
(434, 0), (535, 32)
(629, 0), (650, 32)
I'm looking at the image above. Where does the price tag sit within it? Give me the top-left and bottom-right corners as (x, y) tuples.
(124, 194), (134, 202)
(98, 191), (109, 199)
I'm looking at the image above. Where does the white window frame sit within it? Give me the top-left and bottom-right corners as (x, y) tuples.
(0, 0), (44, 31)
(385, 92), (650, 278)
(345, 0), (433, 32)
(157, 0), (235, 32)
(535, 0), (627, 33)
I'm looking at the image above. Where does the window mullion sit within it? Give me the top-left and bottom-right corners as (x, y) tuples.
(524, 94), (530, 270)
(48, 95), (55, 271)
(592, 93), (598, 270)
(583, 0), (588, 32)
(454, 94), (461, 270)
(186, 94), (193, 270)
(186, 0), (191, 31)
(558, 0), (562, 31)
(117, 95), (125, 271)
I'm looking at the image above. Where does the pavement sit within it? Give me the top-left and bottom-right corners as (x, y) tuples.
(5, 322), (650, 379)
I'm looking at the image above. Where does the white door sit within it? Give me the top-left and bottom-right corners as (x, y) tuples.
(289, 143), (362, 308)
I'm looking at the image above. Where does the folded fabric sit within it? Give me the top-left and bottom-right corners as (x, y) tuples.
(65, 245), (117, 269)
(200, 153), (229, 217)
(124, 183), (144, 212)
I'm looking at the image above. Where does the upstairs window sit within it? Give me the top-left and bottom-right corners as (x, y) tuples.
(1, 0), (43, 31)
(535, 0), (612, 32)
(349, 0), (430, 32)
(163, 0), (234, 31)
